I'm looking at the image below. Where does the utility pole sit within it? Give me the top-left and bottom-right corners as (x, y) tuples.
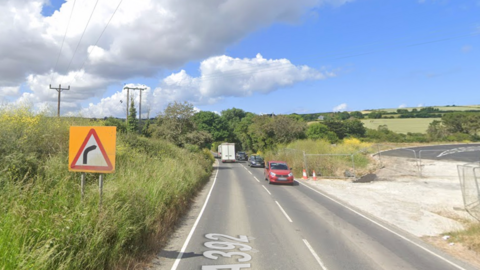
(124, 86), (130, 122)
(124, 86), (147, 127)
(49, 84), (70, 117)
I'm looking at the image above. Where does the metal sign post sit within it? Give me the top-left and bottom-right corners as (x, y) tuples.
(99, 174), (104, 206)
(81, 173), (86, 201)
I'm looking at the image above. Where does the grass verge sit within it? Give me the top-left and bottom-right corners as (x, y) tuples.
(0, 107), (213, 269)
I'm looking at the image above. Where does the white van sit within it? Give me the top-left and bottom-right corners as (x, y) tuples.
(219, 143), (235, 163)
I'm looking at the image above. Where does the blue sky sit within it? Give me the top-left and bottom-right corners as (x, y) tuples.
(0, 0), (478, 117)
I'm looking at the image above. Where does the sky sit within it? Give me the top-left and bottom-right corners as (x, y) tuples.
(0, 0), (479, 118)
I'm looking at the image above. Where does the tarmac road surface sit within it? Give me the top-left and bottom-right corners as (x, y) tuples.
(378, 143), (480, 163)
(150, 160), (477, 270)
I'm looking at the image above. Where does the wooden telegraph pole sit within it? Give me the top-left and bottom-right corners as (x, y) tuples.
(49, 84), (70, 117)
(123, 86), (147, 129)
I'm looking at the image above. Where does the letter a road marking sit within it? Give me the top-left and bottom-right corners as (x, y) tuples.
(69, 127), (116, 173)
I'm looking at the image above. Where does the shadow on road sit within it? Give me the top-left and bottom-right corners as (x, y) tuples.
(214, 166), (232, 170)
(158, 250), (203, 259)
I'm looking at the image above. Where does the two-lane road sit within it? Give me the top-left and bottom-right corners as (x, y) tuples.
(153, 161), (477, 270)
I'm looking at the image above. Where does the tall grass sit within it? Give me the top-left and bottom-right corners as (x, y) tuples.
(264, 138), (376, 178)
(0, 107), (213, 269)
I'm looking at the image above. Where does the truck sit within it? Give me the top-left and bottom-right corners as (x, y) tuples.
(219, 143), (235, 163)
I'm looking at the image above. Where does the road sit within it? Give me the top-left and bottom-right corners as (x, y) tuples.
(151, 160), (477, 270)
(379, 143), (480, 162)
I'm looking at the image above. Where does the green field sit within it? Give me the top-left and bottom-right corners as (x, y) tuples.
(361, 118), (441, 134)
(363, 105), (480, 113)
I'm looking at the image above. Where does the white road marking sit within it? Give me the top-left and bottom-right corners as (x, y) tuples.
(171, 163), (220, 270)
(254, 177), (260, 182)
(303, 239), (328, 270)
(299, 182), (468, 270)
(437, 146), (480, 157)
(262, 185), (271, 195)
(248, 171), (252, 175)
(275, 201), (293, 223)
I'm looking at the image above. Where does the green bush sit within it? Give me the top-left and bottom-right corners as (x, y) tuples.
(0, 107), (213, 270)
(264, 139), (373, 178)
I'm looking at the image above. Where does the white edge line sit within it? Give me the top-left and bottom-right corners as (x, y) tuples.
(303, 239), (328, 270)
(262, 185), (272, 195)
(171, 163), (220, 270)
(299, 182), (467, 270)
(275, 200), (293, 223)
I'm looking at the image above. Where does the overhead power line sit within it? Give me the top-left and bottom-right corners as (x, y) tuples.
(53, 0), (77, 72)
(63, 0), (100, 74)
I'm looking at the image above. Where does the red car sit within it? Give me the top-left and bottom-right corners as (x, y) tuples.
(264, 161), (294, 185)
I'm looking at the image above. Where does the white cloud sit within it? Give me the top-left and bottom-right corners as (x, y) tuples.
(79, 84), (152, 118)
(151, 54), (333, 111)
(0, 0), (352, 115)
(333, 103), (347, 112)
(0, 86), (20, 97)
(0, 0), (345, 84)
(417, 103), (424, 107)
(76, 54), (332, 118)
(398, 104), (406, 108)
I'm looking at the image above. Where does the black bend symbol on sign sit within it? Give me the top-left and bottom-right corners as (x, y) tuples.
(70, 128), (113, 172)
(83, 145), (97, 164)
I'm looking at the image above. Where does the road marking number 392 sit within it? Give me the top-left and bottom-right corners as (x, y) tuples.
(202, 233), (253, 270)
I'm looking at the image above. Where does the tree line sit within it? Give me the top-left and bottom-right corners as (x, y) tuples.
(105, 101), (480, 152)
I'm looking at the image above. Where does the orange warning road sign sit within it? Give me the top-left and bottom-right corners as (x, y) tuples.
(69, 126), (116, 173)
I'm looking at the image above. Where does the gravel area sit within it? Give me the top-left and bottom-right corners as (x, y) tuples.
(302, 158), (475, 237)
(301, 157), (480, 267)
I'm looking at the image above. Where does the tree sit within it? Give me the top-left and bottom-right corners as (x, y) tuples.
(221, 108), (247, 124)
(150, 101), (197, 146)
(442, 113), (468, 134)
(323, 120), (347, 139)
(427, 120), (448, 141)
(344, 119), (366, 137)
(221, 108), (247, 143)
(127, 96), (138, 133)
(193, 111), (230, 141)
(350, 111), (364, 119)
(306, 123), (339, 143)
(248, 115), (275, 151)
(270, 115), (306, 144)
(234, 113), (256, 151)
(367, 111), (383, 119)
(104, 117), (126, 133)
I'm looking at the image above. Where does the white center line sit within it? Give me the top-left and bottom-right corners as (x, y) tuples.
(303, 239), (328, 270)
(262, 185), (271, 195)
(248, 171), (252, 175)
(300, 182), (468, 270)
(254, 177), (260, 182)
(275, 201), (293, 223)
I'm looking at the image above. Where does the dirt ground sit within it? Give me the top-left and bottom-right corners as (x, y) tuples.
(302, 156), (480, 268)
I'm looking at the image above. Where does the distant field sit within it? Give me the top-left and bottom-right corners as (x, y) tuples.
(363, 105), (480, 113)
(361, 118), (441, 134)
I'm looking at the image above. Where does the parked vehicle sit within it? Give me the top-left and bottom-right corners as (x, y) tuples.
(248, 155), (265, 167)
(219, 143), (235, 163)
(236, 151), (247, 161)
(264, 161), (294, 185)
